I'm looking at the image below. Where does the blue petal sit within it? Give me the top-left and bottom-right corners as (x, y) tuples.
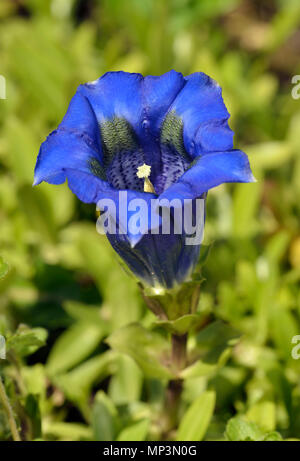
(33, 87), (106, 187)
(63, 168), (116, 203)
(159, 150), (255, 203)
(170, 72), (234, 157)
(80, 72), (144, 128)
(142, 71), (185, 175)
(108, 190), (161, 249)
(143, 70), (185, 134)
(65, 168), (160, 247)
(33, 128), (104, 187)
(66, 166), (204, 289)
(107, 226), (202, 289)
(80, 71), (185, 178)
(58, 91), (103, 152)
(80, 71), (185, 139)
(193, 118), (234, 156)
(106, 194), (205, 289)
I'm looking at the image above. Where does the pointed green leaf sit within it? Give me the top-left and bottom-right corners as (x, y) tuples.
(108, 354), (143, 404)
(92, 391), (119, 442)
(176, 391), (216, 441)
(25, 394), (42, 439)
(53, 351), (117, 405)
(44, 422), (92, 441)
(117, 419), (149, 441)
(181, 347), (232, 379)
(47, 321), (105, 375)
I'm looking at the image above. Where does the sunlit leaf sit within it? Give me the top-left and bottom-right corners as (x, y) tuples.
(117, 419), (149, 441)
(47, 322), (105, 375)
(176, 391), (216, 441)
(92, 391), (119, 442)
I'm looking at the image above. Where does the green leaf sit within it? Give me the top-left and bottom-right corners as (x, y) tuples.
(19, 185), (57, 243)
(108, 354), (143, 404)
(25, 394), (41, 439)
(181, 348), (232, 379)
(262, 431), (283, 441)
(269, 308), (298, 361)
(196, 243), (212, 268)
(225, 416), (264, 441)
(246, 401), (276, 432)
(107, 323), (173, 379)
(194, 320), (240, 362)
(117, 419), (149, 441)
(246, 141), (294, 170)
(232, 181), (261, 238)
(44, 422), (92, 441)
(4, 117), (38, 184)
(0, 257), (9, 280)
(77, 230), (141, 328)
(176, 391), (216, 441)
(53, 351), (117, 405)
(92, 391), (119, 442)
(46, 321), (105, 375)
(154, 313), (208, 335)
(196, 320), (240, 349)
(63, 301), (105, 325)
(7, 325), (47, 357)
(23, 364), (46, 399)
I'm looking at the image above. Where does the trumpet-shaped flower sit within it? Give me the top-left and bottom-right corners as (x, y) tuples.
(34, 71), (254, 288)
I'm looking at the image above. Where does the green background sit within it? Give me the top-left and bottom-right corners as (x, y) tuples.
(0, 0), (300, 441)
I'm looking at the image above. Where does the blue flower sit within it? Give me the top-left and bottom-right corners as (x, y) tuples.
(34, 71), (254, 289)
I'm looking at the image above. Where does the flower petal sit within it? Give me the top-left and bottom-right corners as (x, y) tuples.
(143, 70), (185, 134)
(80, 71), (185, 138)
(63, 168), (115, 203)
(107, 231), (201, 289)
(159, 150), (255, 203)
(58, 91), (103, 151)
(65, 168), (160, 247)
(80, 70), (186, 178)
(33, 128), (105, 187)
(80, 72), (144, 127)
(170, 72), (234, 157)
(142, 70), (186, 179)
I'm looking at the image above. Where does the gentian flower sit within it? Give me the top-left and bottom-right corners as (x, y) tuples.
(34, 71), (254, 289)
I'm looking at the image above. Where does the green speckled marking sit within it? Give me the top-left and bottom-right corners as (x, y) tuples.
(160, 111), (189, 160)
(100, 117), (138, 167)
(186, 157), (199, 170)
(88, 158), (106, 180)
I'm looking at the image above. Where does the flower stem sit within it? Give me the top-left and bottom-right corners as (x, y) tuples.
(163, 333), (187, 437)
(0, 376), (21, 441)
(171, 334), (187, 370)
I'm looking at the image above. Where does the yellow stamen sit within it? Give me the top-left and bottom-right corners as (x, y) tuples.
(136, 163), (156, 193)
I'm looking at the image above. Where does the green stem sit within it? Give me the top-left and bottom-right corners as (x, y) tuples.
(0, 375), (21, 441)
(163, 333), (187, 437)
(171, 334), (187, 370)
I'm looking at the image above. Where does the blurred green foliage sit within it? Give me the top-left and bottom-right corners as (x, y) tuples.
(0, 0), (300, 441)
